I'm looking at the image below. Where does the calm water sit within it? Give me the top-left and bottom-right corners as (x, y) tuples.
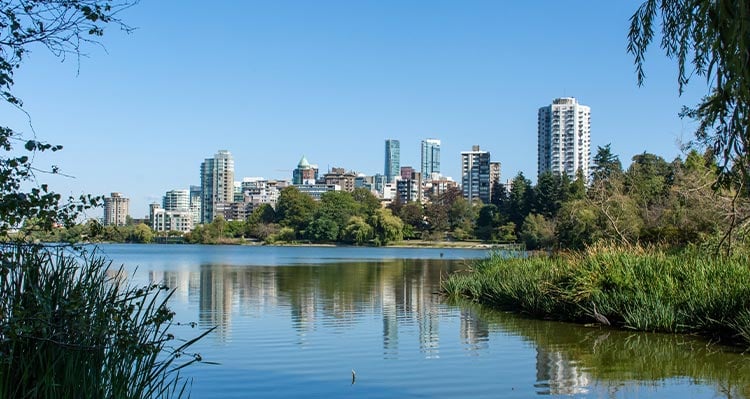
(98, 244), (750, 399)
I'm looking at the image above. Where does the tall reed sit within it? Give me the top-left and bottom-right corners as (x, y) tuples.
(442, 245), (750, 347)
(0, 243), (212, 398)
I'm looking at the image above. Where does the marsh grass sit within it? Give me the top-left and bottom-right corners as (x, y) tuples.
(442, 245), (750, 347)
(0, 243), (213, 398)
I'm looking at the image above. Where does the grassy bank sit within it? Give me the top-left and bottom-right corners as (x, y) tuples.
(441, 245), (750, 347)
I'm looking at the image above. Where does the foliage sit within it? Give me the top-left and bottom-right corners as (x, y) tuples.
(306, 217), (339, 242)
(628, 0), (750, 186)
(520, 213), (556, 250)
(275, 186), (317, 234)
(0, 244), (212, 398)
(442, 245), (750, 348)
(370, 208), (403, 246)
(341, 216), (373, 245)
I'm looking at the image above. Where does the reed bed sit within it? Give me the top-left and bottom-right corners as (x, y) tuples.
(0, 244), (212, 398)
(442, 245), (750, 347)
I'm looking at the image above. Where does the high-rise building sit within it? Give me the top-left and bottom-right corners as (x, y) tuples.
(189, 185), (202, 226)
(384, 139), (400, 183)
(420, 138), (441, 177)
(163, 189), (190, 211)
(292, 155), (318, 185)
(461, 145), (491, 204)
(103, 192), (129, 226)
(200, 150), (234, 224)
(538, 97), (591, 179)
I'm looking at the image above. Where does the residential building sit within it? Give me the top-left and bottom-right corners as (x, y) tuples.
(200, 150), (234, 223)
(292, 155), (318, 185)
(150, 203), (193, 233)
(103, 192), (129, 226)
(420, 138), (441, 177)
(426, 178), (459, 201)
(240, 177), (282, 211)
(323, 167), (357, 192)
(400, 166), (415, 181)
(461, 145), (491, 204)
(163, 189), (190, 211)
(538, 97), (591, 179)
(397, 171), (423, 203)
(295, 184), (341, 201)
(189, 185), (202, 225)
(384, 139), (400, 183)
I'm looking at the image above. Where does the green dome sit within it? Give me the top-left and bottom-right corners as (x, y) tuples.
(298, 155), (311, 169)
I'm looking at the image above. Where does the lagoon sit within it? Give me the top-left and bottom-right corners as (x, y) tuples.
(100, 244), (750, 398)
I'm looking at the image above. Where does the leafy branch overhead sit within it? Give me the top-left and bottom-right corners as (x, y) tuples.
(628, 0), (750, 186)
(0, 0), (136, 236)
(0, 0), (136, 105)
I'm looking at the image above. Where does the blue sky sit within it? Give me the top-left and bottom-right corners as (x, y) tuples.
(5, 1), (705, 217)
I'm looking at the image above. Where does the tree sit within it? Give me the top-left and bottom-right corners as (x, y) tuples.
(306, 217), (339, 242)
(592, 144), (623, 183)
(475, 204), (499, 241)
(317, 191), (359, 238)
(341, 216), (373, 245)
(533, 172), (566, 218)
(275, 186), (317, 235)
(628, 1), (750, 186)
(520, 214), (557, 250)
(129, 223), (154, 243)
(370, 208), (403, 246)
(624, 152), (672, 209)
(448, 196), (475, 233)
(351, 187), (381, 217)
(507, 173), (533, 230)
(398, 202), (425, 232)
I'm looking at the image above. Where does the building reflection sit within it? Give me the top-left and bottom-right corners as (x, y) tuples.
(150, 260), (456, 356)
(459, 307), (489, 353)
(534, 347), (590, 395)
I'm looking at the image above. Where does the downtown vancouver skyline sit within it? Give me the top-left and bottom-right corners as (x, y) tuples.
(3, 1), (706, 215)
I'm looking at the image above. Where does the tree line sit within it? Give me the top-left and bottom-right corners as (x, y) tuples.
(32, 144), (742, 250)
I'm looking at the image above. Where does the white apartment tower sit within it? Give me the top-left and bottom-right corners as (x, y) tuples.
(103, 192), (129, 226)
(538, 97), (591, 179)
(163, 189), (190, 211)
(200, 150), (235, 224)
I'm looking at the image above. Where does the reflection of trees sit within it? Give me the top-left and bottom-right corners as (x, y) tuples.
(451, 300), (750, 398)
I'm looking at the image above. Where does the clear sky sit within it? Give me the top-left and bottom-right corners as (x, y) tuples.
(4, 1), (706, 217)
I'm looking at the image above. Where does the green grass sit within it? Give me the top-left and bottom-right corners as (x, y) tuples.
(442, 245), (750, 347)
(0, 243), (213, 398)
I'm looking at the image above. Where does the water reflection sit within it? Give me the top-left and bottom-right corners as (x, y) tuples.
(156, 260), (467, 352)
(458, 301), (750, 398)
(148, 258), (750, 398)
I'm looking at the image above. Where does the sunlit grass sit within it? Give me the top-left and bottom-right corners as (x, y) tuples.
(442, 245), (750, 347)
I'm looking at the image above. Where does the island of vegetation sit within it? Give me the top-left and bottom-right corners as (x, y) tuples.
(445, 1), (750, 349)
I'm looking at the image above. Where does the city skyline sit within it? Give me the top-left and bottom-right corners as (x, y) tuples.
(3, 2), (705, 215)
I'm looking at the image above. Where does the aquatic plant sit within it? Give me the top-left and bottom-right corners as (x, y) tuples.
(0, 244), (213, 398)
(442, 245), (750, 347)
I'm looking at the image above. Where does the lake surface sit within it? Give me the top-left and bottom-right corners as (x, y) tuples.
(98, 244), (750, 398)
